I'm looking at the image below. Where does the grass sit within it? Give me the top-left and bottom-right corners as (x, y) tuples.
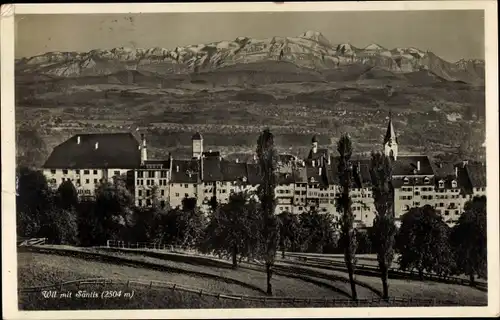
(18, 247), (487, 310)
(277, 260), (487, 306)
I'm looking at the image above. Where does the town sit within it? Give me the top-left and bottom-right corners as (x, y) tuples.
(40, 114), (486, 229)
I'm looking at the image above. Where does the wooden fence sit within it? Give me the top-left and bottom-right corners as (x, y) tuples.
(286, 253), (487, 289)
(105, 240), (487, 290)
(18, 277), (463, 307)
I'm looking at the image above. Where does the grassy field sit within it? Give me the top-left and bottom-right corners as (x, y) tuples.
(18, 246), (487, 310)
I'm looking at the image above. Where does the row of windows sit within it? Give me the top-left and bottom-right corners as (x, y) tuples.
(137, 199), (167, 208)
(138, 189), (166, 197)
(60, 177), (100, 185)
(136, 179), (169, 186)
(137, 171), (168, 178)
(50, 169), (121, 176)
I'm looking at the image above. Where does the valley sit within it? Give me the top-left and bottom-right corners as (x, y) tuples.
(14, 32), (486, 168)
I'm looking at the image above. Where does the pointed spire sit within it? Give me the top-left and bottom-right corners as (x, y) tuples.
(383, 112), (397, 145)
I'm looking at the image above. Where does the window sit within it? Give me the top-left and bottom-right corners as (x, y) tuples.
(146, 180), (151, 186)
(148, 171), (155, 178)
(438, 180), (444, 188)
(298, 206), (303, 210)
(62, 169), (68, 175)
(138, 190), (142, 197)
(451, 180), (457, 188)
(146, 190), (151, 197)
(175, 193), (179, 197)
(184, 184), (188, 188)
(146, 199), (151, 206)
(50, 169), (56, 174)
(114, 170), (120, 176)
(161, 171), (167, 178)
(439, 203), (444, 207)
(428, 195), (433, 200)
(445, 210), (450, 216)
(76, 179), (81, 185)
(415, 191), (420, 196)
(424, 177), (430, 184)
(94, 179), (97, 184)
(84, 170), (90, 175)
(414, 202), (420, 206)
(93, 170), (98, 175)
(160, 200), (165, 208)
(403, 177), (409, 184)
(138, 199), (143, 206)
(138, 171), (144, 178)
(75, 169), (80, 174)
(161, 190), (165, 196)
(85, 179), (89, 184)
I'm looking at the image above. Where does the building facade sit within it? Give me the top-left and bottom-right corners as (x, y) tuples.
(41, 115), (486, 228)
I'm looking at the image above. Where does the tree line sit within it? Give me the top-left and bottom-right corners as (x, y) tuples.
(17, 129), (487, 299)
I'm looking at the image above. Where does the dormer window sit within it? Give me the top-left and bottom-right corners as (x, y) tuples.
(438, 180), (444, 189)
(424, 177), (430, 184)
(242, 176), (247, 183)
(403, 177), (409, 184)
(310, 177), (315, 183)
(451, 180), (457, 188)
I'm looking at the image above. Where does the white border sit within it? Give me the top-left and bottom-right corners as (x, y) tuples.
(1, 2), (499, 319)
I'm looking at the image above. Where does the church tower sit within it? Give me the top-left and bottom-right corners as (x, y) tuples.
(383, 112), (398, 161)
(192, 132), (203, 159)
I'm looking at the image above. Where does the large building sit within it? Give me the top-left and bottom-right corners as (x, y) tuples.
(42, 132), (142, 199)
(42, 116), (486, 228)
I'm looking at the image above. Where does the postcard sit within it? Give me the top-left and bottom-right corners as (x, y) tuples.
(1, 1), (499, 319)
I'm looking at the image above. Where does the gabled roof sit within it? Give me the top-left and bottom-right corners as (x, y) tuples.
(465, 164), (486, 188)
(203, 151), (221, 158)
(141, 159), (171, 169)
(307, 148), (329, 161)
(43, 133), (141, 169)
(293, 167), (308, 184)
(202, 157), (223, 182)
(392, 155), (435, 176)
(246, 163), (262, 185)
(171, 159), (199, 183)
(221, 160), (247, 182)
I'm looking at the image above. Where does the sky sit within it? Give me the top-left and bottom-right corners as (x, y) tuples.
(15, 10), (484, 62)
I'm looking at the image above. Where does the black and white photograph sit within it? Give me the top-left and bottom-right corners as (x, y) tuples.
(1, 2), (499, 319)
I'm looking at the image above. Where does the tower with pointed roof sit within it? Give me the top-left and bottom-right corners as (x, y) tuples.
(383, 112), (398, 160)
(192, 132), (203, 159)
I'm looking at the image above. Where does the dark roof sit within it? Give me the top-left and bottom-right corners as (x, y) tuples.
(221, 160), (247, 182)
(203, 151), (221, 158)
(171, 159), (199, 183)
(202, 157), (222, 182)
(306, 164), (328, 186)
(43, 133), (141, 169)
(392, 155), (435, 176)
(246, 164), (262, 185)
(465, 164), (486, 188)
(392, 176), (437, 188)
(307, 148), (329, 161)
(141, 159), (171, 169)
(433, 162), (456, 178)
(294, 167), (308, 183)
(277, 172), (295, 185)
(192, 132), (203, 140)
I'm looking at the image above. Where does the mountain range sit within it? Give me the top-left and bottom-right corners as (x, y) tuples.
(16, 31), (485, 85)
